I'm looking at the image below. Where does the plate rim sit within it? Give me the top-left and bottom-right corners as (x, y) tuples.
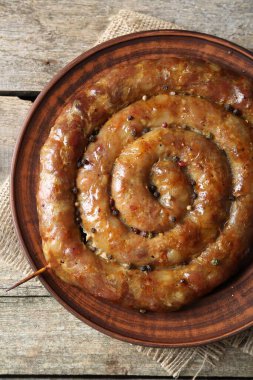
(10, 29), (253, 348)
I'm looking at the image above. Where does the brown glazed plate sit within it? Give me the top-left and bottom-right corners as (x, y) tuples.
(11, 30), (253, 347)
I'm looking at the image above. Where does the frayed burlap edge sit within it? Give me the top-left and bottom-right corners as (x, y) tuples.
(1, 9), (253, 379)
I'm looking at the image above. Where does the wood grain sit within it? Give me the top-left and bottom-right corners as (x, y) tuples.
(0, 0), (252, 92)
(0, 282), (253, 377)
(0, 97), (31, 183)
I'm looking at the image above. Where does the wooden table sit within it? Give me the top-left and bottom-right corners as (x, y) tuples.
(0, 1), (252, 378)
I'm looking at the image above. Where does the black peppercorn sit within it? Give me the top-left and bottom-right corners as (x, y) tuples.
(112, 208), (119, 216)
(169, 216), (177, 223)
(130, 227), (140, 234)
(211, 258), (220, 266)
(72, 187), (78, 194)
(127, 115), (134, 121)
(91, 227), (97, 233)
(140, 265), (152, 272)
(79, 227), (87, 243)
(233, 108), (242, 117)
(224, 104), (234, 113)
(131, 129), (137, 137)
(153, 191), (160, 198)
(77, 160), (83, 168)
(82, 159), (90, 166)
(142, 127), (150, 135)
(88, 135), (97, 143)
(148, 184), (157, 193)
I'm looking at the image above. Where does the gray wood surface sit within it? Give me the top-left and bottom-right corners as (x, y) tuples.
(0, 0), (253, 377)
(0, 0), (252, 92)
(1, 260), (253, 377)
(0, 97), (31, 183)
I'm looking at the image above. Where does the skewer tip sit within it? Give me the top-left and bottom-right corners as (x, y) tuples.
(6, 264), (50, 292)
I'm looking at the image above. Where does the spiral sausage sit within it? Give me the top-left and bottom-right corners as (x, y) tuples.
(37, 58), (253, 311)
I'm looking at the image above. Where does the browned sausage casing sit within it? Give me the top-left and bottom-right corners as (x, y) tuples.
(37, 58), (253, 311)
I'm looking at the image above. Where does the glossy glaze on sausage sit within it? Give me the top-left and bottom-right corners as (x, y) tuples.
(37, 58), (253, 311)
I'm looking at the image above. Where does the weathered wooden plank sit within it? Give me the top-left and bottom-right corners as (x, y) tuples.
(0, 0), (252, 92)
(0, 257), (49, 297)
(1, 378), (251, 380)
(0, 97), (32, 183)
(0, 378), (251, 380)
(0, 294), (253, 377)
(1, 259), (253, 377)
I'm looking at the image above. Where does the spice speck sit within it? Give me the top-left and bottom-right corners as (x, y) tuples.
(178, 160), (187, 167)
(224, 104), (234, 113)
(211, 258), (220, 266)
(233, 108), (242, 117)
(88, 135), (97, 143)
(131, 128), (137, 137)
(83, 159), (90, 166)
(94, 128), (100, 135)
(140, 230), (149, 238)
(192, 192), (198, 200)
(148, 184), (157, 193)
(112, 208), (119, 216)
(109, 197), (115, 207)
(153, 191), (160, 198)
(77, 160), (83, 168)
(130, 226), (140, 235)
(148, 232), (156, 239)
(172, 155), (180, 163)
(140, 265), (152, 272)
(142, 127), (150, 135)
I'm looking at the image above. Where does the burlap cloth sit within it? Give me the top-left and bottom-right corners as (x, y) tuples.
(1, 9), (253, 379)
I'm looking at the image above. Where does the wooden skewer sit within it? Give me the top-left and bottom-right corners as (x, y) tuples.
(6, 264), (50, 292)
